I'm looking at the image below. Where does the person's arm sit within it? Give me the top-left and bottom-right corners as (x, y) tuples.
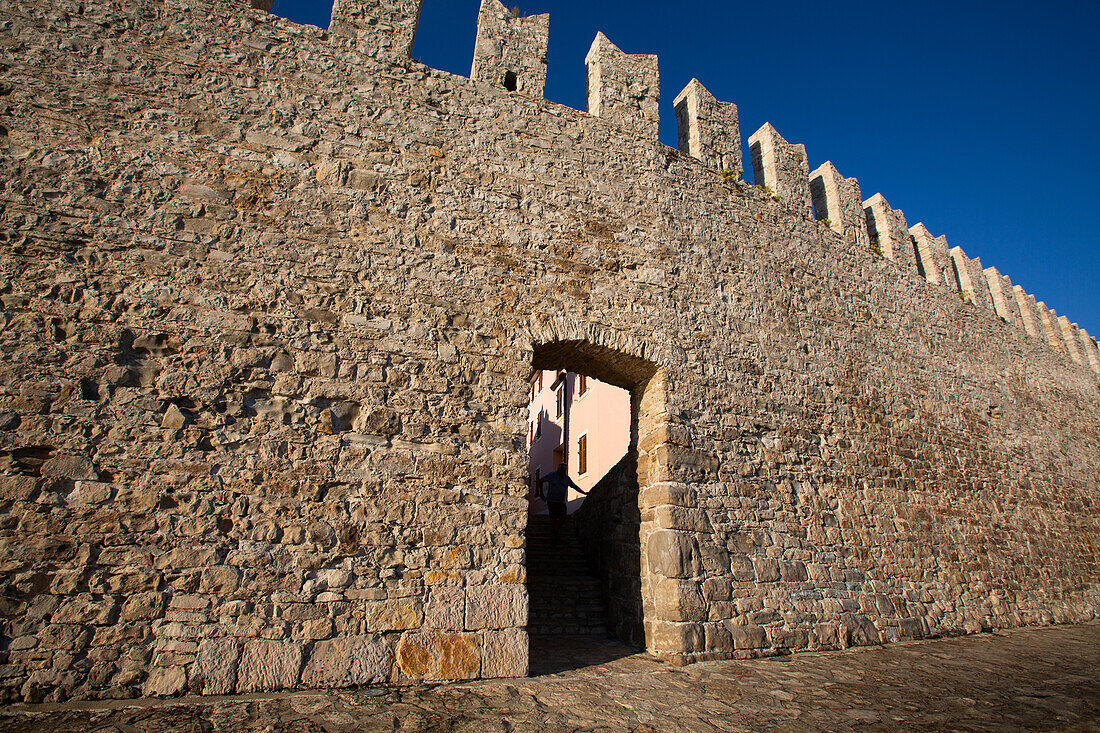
(568, 477), (587, 495)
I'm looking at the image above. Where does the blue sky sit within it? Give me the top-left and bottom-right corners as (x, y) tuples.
(272, 0), (1100, 338)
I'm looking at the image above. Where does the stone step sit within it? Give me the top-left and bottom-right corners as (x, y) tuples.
(527, 622), (606, 635)
(526, 514), (607, 636)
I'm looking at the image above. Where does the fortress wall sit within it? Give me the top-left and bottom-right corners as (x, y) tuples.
(330, 0), (423, 57)
(1081, 329), (1100, 375)
(910, 223), (944, 285)
(0, 0), (1097, 703)
(1036, 303), (1066, 353)
(1059, 318), (1084, 365)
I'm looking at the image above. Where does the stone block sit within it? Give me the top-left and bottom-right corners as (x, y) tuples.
(729, 555), (755, 582)
(236, 640), (304, 693)
(423, 584), (464, 630)
(653, 577), (707, 622)
(192, 638), (240, 695)
(480, 628), (528, 678)
(120, 591), (165, 622)
(198, 566), (241, 595)
(464, 584), (527, 630)
(142, 666), (186, 698)
(301, 635), (390, 688)
(649, 621), (705, 654)
(39, 455), (97, 480)
(753, 557), (780, 583)
(647, 530), (700, 579)
(366, 598), (424, 631)
(396, 632), (480, 681)
(725, 623), (767, 650)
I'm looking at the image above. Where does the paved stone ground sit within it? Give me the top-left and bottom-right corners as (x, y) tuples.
(2, 624), (1098, 732)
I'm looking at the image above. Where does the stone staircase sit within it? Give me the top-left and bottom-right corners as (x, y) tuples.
(526, 514), (609, 636)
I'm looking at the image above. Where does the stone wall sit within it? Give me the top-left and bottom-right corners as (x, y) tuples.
(0, 0), (1097, 703)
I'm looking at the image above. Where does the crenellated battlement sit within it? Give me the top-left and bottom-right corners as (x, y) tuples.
(316, 0), (1098, 379)
(471, 0), (550, 97)
(673, 79), (741, 179)
(585, 32), (660, 139)
(330, 0), (423, 57)
(809, 161), (869, 250)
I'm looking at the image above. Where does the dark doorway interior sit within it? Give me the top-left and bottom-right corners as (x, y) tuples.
(525, 340), (658, 671)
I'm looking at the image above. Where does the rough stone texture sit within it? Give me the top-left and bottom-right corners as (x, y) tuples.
(909, 223), (948, 285)
(300, 635), (390, 688)
(1012, 285), (1042, 339)
(470, 0), (549, 98)
(863, 193), (917, 275)
(1080, 328), (1100, 376)
(330, 0), (422, 57)
(190, 638), (240, 696)
(809, 161), (869, 250)
(1058, 316), (1084, 365)
(236, 641), (304, 694)
(673, 79), (741, 178)
(464, 583), (527, 630)
(984, 267), (1023, 328)
(397, 633), (480, 681)
(480, 628), (528, 678)
(585, 32), (660, 140)
(748, 122), (812, 216)
(947, 247), (994, 313)
(0, 0), (1097, 704)
(1035, 302), (1066, 353)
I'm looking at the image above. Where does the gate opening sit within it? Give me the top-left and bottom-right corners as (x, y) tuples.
(525, 340), (661, 659)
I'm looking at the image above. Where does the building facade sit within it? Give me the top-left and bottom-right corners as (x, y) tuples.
(526, 371), (630, 512)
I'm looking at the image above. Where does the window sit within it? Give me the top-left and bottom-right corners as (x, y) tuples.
(578, 434), (588, 475)
(537, 371), (543, 392)
(503, 71), (518, 92)
(533, 467), (541, 493)
(556, 386), (564, 417)
(535, 415), (542, 441)
(578, 374), (588, 396)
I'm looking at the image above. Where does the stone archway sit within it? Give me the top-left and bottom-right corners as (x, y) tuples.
(527, 337), (666, 650)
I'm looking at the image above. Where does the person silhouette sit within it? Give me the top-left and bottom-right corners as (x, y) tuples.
(539, 463), (586, 543)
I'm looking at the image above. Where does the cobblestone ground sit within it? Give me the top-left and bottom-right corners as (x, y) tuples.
(3, 624), (1098, 733)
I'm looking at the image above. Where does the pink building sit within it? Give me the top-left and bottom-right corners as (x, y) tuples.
(526, 370), (630, 514)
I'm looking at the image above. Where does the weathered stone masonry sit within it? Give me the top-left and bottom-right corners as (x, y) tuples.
(0, 0), (1097, 703)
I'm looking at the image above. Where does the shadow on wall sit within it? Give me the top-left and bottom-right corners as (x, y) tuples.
(572, 451), (645, 648)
